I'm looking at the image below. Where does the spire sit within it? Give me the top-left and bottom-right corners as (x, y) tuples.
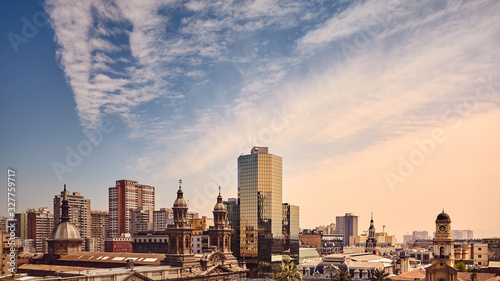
(213, 186), (227, 229)
(369, 213), (375, 231)
(177, 179), (184, 198)
(217, 186), (223, 203)
(61, 184), (70, 223)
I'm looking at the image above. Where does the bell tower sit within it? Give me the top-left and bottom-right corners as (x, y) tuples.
(163, 180), (197, 267)
(424, 210), (458, 281)
(208, 187), (233, 253)
(365, 213), (377, 253)
(207, 187), (238, 266)
(432, 210), (454, 266)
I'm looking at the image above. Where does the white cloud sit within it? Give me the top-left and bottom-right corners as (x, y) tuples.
(131, 0), (500, 221)
(46, 0), (500, 230)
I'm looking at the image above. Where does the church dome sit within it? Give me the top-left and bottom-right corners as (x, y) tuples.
(214, 201), (226, 211)
(173, 184), (187, 208)
(50, 221), (81, 239)
(214, 193), (226, 211)
(436, 211), (451, 221)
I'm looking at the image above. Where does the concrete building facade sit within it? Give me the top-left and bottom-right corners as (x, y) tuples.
(90, 210), (109, 252)
(27, 207), (54, 253)
(336, 213), (358, 247)
(109, 179), (155, 237)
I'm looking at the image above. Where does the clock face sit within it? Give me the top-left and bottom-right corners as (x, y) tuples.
(439, 225), (447, 232)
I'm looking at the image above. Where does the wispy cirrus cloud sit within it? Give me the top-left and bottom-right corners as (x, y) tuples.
(46, 0), (322, 141)
(46, 0), (500, 233)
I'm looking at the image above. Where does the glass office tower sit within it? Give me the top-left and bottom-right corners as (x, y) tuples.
(224, 198), (240, 257)
(282, 203), (300, 262)
(238, 147), (283, 263)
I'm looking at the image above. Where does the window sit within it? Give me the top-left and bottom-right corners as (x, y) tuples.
(478, 248), (482, 251)
(478, 255), (482, 258)
(478, 262), (482, 265)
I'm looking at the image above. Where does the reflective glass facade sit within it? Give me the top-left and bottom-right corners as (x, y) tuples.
(238, 148), (283, 262)
(224, 198), (240, 257)
(282, 203), (299, 262)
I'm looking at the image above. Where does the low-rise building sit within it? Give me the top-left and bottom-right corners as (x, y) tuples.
(192, 234), (210, 254)
(132, 232), (169, 253)
(188, 216), (210, 235)
(484, 237), (500, 263)
(105, 233), (133, 253)
(474, 243), (489, 267)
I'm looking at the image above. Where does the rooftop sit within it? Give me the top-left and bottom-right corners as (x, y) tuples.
(389, 269), (426, 281)
(299, 248), (321, 260)
(58, 251), (165, 265)
(457, 272), (497, 281)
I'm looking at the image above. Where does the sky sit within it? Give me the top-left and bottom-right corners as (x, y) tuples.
(1, 0), (499, 242)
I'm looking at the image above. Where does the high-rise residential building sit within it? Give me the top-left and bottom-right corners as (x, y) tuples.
(238, 146), (299, 263)
(108, 179), (155, 237)
(0, 217), (8, 232)
(14, 213), (28, 239)
(335, 213), (358, 246)
(53, 188), (91, 250)
(90, 210), (109, 252)
(131, 206), (154, 234)
(153, 208), (173, 231)
(282, 203), (300, 261)
(26, 207), (54, 253)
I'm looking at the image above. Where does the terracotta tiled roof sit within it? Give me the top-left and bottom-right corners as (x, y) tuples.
(389, 269), (426, 281)
(457, 272), (497, 281)
(484, 277), (500, 281)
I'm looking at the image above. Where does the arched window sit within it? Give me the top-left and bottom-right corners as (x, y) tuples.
(440, 246), (445, 257)
(185, 237), (190, 249)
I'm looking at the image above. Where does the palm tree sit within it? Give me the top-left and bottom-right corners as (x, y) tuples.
(332, 269), (352, 281)
(275, 262), (303, 281)
(369, 268), (390, 281)
(455, 261), (468, 272)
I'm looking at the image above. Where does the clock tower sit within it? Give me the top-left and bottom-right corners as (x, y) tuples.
(424, 210), (458, 281)
(432, 210), (454, 266)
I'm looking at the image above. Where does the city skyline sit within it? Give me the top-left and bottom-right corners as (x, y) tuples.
(1, 0), (500, 243)
(3, 177), (496, 243)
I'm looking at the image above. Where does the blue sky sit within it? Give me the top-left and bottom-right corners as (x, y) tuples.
(1, 0), (500, 240)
